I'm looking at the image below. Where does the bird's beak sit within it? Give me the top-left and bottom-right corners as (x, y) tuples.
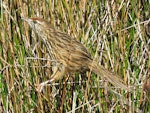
(21, 17), (28, 21)
(21, 17), (32, 23)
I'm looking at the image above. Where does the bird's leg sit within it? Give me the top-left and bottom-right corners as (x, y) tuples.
(49, 62), (66, 82)
(37, 62), (65, 92)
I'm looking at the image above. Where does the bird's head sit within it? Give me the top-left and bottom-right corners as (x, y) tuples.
(22, 17), (49, 33)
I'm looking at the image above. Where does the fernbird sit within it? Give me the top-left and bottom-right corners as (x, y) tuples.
(22, 17), (128, 91)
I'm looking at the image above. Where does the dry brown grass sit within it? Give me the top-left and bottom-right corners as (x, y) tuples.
(0, 0), (149, 113)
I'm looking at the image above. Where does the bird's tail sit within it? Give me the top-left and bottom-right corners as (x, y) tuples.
(89, 61), (129, 90)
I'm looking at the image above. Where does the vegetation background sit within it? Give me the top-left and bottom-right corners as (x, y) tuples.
(0, 0), (149, 113)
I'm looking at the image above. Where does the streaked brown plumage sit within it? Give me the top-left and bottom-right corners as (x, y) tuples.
(22, 17), (128, 91)
(143, 77), (150, 93)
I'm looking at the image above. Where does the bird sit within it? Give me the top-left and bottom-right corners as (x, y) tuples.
(143, 77), (150, 93)
(22, 17), (129, 91)
(145, 22), (150, 36)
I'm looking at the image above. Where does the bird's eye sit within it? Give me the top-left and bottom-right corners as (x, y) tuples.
(33, 20), (38, 24)
(33, 20), (41, 25)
